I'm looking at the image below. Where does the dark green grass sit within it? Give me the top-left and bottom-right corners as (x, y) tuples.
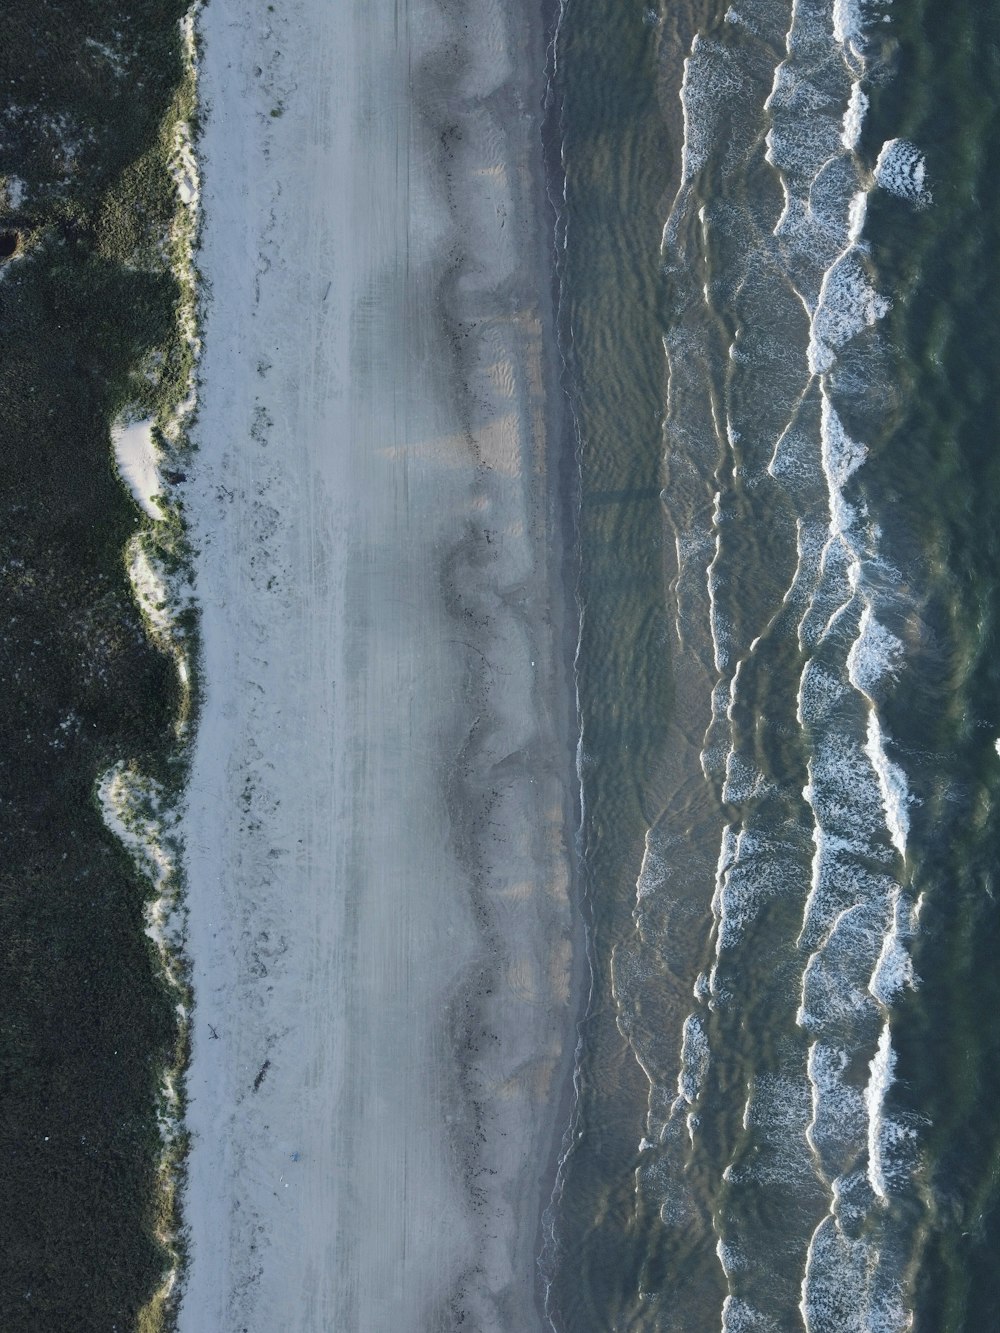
(0, 3), (194, 1328)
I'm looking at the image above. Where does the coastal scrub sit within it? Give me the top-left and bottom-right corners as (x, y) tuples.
(0, 3), (198, 1328)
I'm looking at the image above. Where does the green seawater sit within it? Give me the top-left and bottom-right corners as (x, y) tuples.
(544, 0), (1000, 1328)
(870, 0), (1000, 1325)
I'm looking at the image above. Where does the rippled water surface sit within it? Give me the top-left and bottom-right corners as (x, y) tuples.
(544, 0), (1000, 1327)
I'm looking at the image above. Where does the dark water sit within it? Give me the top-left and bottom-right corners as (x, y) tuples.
(543, 0), (1000, 1327)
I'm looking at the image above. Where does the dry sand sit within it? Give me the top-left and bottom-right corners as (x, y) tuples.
(112, 418), (162, 519)
(178, 0), (578, 1328)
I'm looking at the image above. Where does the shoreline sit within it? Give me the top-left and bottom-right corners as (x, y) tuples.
(178, 0), (581, 1327)
(535, 0), (590, 1317)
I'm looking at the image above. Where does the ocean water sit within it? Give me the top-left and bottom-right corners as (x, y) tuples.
(543, 0), (1000, 1327)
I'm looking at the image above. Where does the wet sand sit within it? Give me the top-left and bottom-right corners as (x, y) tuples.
(178, 0), (578, 1328)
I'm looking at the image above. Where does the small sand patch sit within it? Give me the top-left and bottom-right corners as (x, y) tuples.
(112, 418), (163, 518)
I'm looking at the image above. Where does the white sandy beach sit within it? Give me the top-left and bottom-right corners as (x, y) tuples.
(178, 0), (577, 1329)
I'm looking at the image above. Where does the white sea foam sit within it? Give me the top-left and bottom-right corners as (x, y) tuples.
(648, 1119), (700, 1227)
(766, 102), (844, 184)
(809, 252), (889, 376)
(708, 490), (730, 671)
(673, 525), (715, 648)
(677, 1012), (711, 1106)
(769, 178), (800, 244)
(797, 527), (854, 651)
(848, 189), (869, 244)
(712, 824), (738, 918)
(722, 750), (768, 805)
(875, 139), (930, 205)
(702, 679), (736, 781)
(768, 420), (814, 484)
(806, 730), (890, 851)
(847, 605), (904, 700)
(864, 710), (911, 857)
(723, 1295), (782, 1332)
(717, 1237), (744, 1280)
(764, 0), (875, 335)
(812, 159), (870, 251)
(731, 1072), (816, 1189)
(678, 38), (743, 185)
(798, 904), (883, 1033)
(832, 0), (864, 49)
(798, 660), (847, 726)
(782, 517), (825, 625)
(805, 1042), (866, 1171)
(653, 0), (924, 1317)
(798, 763), (896, 954)
(842, 83), (869, 151)
(832, 1169), (878, 1228)
(714, 827), (792, 953)
(635, 826), (670, 902)
(801, 1211), (912, 1332)
(716, 856), (765, 952)
(723, 5), (762, 32)
(865, 1023), (895, 1201)
(820, 395), (867, 498)
(869, 890), (916, 1007)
